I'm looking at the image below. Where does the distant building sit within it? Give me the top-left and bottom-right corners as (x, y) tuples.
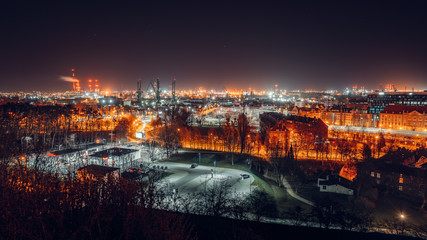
(260, 112), (328, 143)
(56, 98), (85, 105)
(319, 110), (374, 128)
(368, 92), (427, 114)
(98, 96), (123, 106)
(269, 121), (290, 153)
(295, 105), (375, 128)
(379, 105), (427, 131)
(284, 115), (328, 140)
(89, 147), (139, 171)
(47, 143), (105, 169)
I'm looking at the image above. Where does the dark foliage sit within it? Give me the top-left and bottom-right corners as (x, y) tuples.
(0, 162), (196, 240)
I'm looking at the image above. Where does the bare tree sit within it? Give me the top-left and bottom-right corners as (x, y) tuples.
(244, 189), (277, 222)
(223, 117), (239, 165)
(237, 112), (250, 154)
(146, 140), (160, 162)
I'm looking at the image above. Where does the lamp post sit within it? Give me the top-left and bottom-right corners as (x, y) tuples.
(398, 212), (406, 235)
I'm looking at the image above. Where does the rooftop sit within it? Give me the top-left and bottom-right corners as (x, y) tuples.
(50, 148), (82, 156)
(78, 164), (120, 176)
(90, 147), (137, 158)
(49, 143), (105, 156)
(381, 105), (427, 114)
(318, 175), (354, 189)
(369, 91), (427, 96)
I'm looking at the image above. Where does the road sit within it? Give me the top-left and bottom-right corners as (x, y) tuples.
(280, 175), (315, 206)
(154, 162), (254, 195)
(330, 125), (427, 137)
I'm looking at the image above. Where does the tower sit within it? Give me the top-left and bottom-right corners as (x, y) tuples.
(137, 79), (142, 105)
(75, 80), (80, 92)
(71, 69), (80, 92)
(155, 78), (160, 106)
(94, 79), (99, 92)
(171, 77), (176, 104)
(72, 69), (76, 91)
(88, 79), (93, 92)
(150, 78), (161, 107)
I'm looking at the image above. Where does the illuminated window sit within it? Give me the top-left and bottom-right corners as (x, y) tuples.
(377, 173), (381, 179)
(399, 186), (403, 191)
(371, 172), (375, 177)
(399, 178), (403, 183)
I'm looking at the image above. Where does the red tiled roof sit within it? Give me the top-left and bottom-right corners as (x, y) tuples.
(381, 105), (427, 114)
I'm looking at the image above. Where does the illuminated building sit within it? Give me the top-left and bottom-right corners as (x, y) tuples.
(379, 105), (427, 131)
(368, 91), (427, 114)
(295, 106), (375, 128)
(269, 121), (290, 153)
(98, 96), (123, 106)
(89, 147), (139, 170)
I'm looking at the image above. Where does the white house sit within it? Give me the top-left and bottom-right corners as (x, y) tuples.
(318, 175), (354, 195)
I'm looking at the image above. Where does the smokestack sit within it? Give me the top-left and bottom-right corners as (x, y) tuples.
(95, 79), (99, 92)
(88, 79), (93, 92)
(75, 80), (80, 92)
(72, 69), (75, 91)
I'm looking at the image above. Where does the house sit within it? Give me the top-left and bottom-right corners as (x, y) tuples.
(367, 161), (426, 196)
(318, 174), (354, 195)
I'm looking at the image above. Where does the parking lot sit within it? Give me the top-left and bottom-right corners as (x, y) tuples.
(154, 162), (255, 195)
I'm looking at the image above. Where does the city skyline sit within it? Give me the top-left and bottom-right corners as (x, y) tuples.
(2, 1), (427, 91)
(2, 1), (427, 239)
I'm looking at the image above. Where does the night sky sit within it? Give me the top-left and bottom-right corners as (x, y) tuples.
(1, 1), (427, 92)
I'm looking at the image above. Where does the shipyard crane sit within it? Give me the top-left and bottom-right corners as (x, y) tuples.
(137, 79), (143, 106)
(149, 78), (161, 107)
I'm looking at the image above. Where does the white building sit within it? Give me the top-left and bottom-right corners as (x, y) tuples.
(317, 175), (354, 195)
(89, 147), (139, 171)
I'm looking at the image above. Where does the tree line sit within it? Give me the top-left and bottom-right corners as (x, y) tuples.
(0, 103), (137, 162)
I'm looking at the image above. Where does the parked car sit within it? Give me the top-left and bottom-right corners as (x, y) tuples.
(191, 163), (198, 168)
(240, 173), (250, 179)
